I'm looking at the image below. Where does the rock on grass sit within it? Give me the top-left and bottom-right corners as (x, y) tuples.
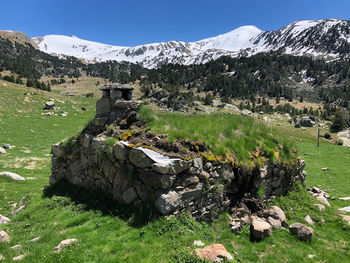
(289, 223), (314, 243)
(54, 238), (78, 253)
(0, 172), (25, 181)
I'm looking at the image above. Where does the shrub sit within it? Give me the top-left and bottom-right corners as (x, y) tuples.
(324, 132), (331, 139)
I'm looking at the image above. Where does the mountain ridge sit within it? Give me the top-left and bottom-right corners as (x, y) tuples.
(4, 18), (350, 68)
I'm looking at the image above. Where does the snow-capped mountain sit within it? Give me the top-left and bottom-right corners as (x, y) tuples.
(32, 19), (350, 68)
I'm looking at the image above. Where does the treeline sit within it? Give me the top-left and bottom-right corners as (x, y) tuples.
(0, 37), (145, 85)
(0, 74), (51, 91)
(139, 53), (350, 106)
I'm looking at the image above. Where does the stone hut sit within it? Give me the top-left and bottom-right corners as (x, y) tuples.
(50, 84), (307, 221)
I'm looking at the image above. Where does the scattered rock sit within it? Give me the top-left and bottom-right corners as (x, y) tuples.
(315, 194), (330, 207)
(340, 215), (350, 225)
(3, 144), (13, 149)
(241, 109), (253, 117)
(230, 220), (242, 232)
(193, 240), (205, 247)
(289, 223), (313, 243)
(305, 215), (314, 225)
(12, 205), (25, 216)
(321, 167), (328, 171)
(267, 216), (281, 229)
(11, 244), (22, 250)
(294, 116), (315, 128)
(43, 112), (54, 116)
(339, 197), (350, 201)
(250, 217), (272, 241)
(12, 255), (25, 261)
(0, 230), (10, 243)
(337, 130), (350, 147)
(0, 214), (11, 225)
(60, 111), (68, 117)
(265, 206), (286, 223)
(0, 147), (7, 155)
(81, 107), (87, 111)
(195, 244), (233, 262)
(43, 100), (55, 110)
(314, 204), (325, 211)
(29, 237), (40, 243)
(0, 254), (4, 260)
(0, 172), (25, 181)
(308, 254), (316, 259)
(338, 206), (350, 213)
(54, 238), (78, 253)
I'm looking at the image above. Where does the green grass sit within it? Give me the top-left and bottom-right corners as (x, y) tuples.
(0, 81), (349, 262)
(139, 106), (296, 165)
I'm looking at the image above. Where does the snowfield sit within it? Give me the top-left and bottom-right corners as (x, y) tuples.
(32, 19), (350, 68)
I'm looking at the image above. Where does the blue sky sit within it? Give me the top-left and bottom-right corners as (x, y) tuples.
(1, 0), (350, 46)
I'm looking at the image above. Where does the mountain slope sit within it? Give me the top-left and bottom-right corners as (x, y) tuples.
(32, 18), (350, 68)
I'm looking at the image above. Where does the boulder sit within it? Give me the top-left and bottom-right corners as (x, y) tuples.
(289, 223), (313, 243)
(250, 217), (272, 241)
(44, 101), (55, 110)
(0, 147), (7, 155)
(294, 116), (315, 128)
(195, 244), (233, 262)
(121, 187), (138, 204)
(154, 189), (180, 215)
(0, 214), (11, 225)
(0, 230), (10, 243)
(315, 194), (330, 207)
(265, 206), (286, 222)
(112, 142), (129, 161)
(0, 172), (25, 181)
(54, 238), (78, 253)
(267, 216), (281, 229)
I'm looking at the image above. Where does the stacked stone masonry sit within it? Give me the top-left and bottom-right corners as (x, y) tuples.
(50, 84), (306, 221)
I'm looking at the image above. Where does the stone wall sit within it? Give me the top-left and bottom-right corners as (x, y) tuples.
(49, 84), (306, 221)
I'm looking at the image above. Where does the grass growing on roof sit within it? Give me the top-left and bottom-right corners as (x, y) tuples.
(139, 106), (296, 164)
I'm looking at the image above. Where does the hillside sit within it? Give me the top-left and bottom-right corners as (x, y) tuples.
(33, 19), (350, 68)
(0, 81), (349, 262)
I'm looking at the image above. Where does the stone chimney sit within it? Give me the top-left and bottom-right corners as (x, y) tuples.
(95, 84), (138, 127)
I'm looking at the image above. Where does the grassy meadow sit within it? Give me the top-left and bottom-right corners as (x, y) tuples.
(0, 80), (349, 262)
